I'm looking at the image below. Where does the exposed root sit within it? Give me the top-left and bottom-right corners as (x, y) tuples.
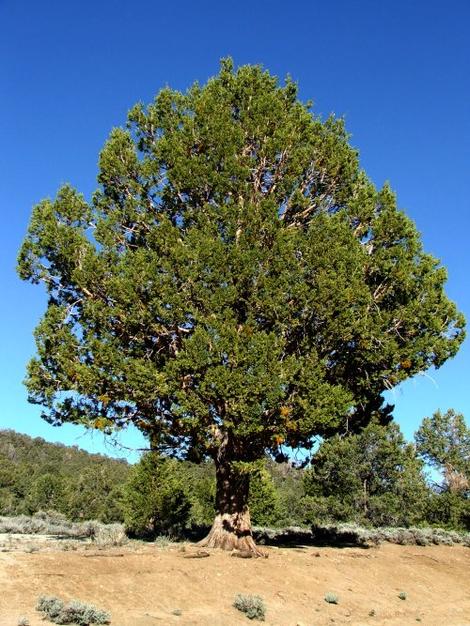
(198, 514), (268, 558)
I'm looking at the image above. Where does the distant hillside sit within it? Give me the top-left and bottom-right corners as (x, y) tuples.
(0, 429), (305, 529)
(0, 430), (130, 522)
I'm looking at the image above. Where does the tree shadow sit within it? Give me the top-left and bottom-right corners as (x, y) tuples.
(183, 524), (372, 549)
(253, 525), (372, 549)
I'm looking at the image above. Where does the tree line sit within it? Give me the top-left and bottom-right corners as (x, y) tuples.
(0, 430), (128, 523)
(1, 408), (468, 533)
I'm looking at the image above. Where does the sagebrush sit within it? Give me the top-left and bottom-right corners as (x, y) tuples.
(36, 595), (111, 624)
(233, 594), (266, 621)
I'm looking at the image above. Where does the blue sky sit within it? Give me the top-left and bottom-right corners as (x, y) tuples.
(1, 0), (468, 462)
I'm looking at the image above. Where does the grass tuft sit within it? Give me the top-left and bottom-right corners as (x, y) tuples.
(154, 535), (172, 548)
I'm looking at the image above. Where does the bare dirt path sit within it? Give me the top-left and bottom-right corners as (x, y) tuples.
(0, 540), (468, 625)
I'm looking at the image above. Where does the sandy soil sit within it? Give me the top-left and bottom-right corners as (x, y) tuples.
(0, 536), (468, 626)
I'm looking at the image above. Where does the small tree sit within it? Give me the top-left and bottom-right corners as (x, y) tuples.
(18, 60), (464, 554)
(26, 473), (67, 515)
(416, 409), (469, 530)
(66, 465), (125, 523)
(185, 461), (217, 527)
(303, 422), (429, 527)
(248, 464), (282, 527)
(123, 452), (191, 537)
(415, 409), (469, 491)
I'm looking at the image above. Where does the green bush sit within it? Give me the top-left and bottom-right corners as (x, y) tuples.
(300, 494), (355, 525)
(26, 474), (67, 515)
(303, 422), (429, 527)
(425, 491), (470, 531)
(249, 466), (282, 526)
(185, 461), (216, 527)
(123, 452), (191, 537)
(65, 467), (125, 523)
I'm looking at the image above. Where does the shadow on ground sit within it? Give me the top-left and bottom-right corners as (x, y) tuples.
(182, 524), (371, 549)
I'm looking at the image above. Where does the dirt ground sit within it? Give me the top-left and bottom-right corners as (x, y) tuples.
(0, 535), (468, 626)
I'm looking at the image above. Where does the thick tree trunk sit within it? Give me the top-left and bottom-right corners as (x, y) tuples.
(198, 453), (266, 557)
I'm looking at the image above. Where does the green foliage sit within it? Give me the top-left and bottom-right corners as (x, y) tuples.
(184, 461), (216, 527)
(303, 422), (428, 527)
(36, 596), (110, 625)
(18, 60), (464, 482)
(123, 452), (191, 537)
(134, 455), (296, 529)
(66, 465), (125, 524)
(415, 409), (470, 484)
(425, 491), (470, 531)
(398, 592), (407, 601)
(233, 594), (266, 621)
(248, 465), (282, 526)
(0, 430), (128, 522)
(2, 424), (468, 533)
(415, 409), (469, 531)
(25, 473), (67, 514)
(267, 460), (313, 526)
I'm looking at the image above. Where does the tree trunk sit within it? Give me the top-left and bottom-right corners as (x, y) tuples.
(363, 478), (368, 516)
(198, 453), (266, 557)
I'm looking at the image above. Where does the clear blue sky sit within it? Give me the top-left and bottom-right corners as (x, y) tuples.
(1, 0), (468, 462)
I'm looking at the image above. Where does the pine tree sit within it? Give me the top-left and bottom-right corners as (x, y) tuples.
(18, 60), (464, 554)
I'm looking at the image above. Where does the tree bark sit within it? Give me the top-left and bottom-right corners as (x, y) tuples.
(198, 448), (266, 557)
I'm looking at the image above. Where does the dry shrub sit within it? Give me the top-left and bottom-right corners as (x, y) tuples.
(36, 595), (111, 624)
(233, 594), (266, 621)
(93, 524), (127, 547)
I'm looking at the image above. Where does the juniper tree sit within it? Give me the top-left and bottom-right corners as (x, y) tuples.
(123, 452), (191, 537)
(416, 409), (470, 492)
(303, 421), (429, 527)
(416, 410), (470, 529)
(18, 60), (464, 554)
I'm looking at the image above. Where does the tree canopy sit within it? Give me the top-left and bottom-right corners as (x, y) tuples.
(18, 59), (465, 552)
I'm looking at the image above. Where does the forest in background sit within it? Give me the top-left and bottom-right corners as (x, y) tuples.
(0, 411), (468, 534)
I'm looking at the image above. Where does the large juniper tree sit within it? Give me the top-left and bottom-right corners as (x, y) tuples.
(18, 60), (464, 554)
